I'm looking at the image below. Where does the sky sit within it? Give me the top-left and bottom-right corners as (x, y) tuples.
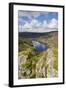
(18, 10), (58, 33)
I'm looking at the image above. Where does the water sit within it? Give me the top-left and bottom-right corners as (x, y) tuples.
(32, 40), (48, 52)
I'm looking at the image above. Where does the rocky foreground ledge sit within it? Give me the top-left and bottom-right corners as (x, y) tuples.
(18, 47), (58, 79)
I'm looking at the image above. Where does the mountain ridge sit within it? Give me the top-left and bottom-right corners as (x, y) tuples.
(19, 31), (58, 38)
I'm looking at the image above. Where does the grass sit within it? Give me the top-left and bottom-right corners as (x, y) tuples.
(18, 31), (58, 79)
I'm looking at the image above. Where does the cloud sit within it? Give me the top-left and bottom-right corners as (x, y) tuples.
(19, 18), (58, 33)
(20, 19), (41, 32)
(43, 20), (48, 28)
(18, 17), (27, 25)
(19, 25), (22, 32)
(47, 18), (58, 29)
(18, 11), (49, 20)
(30, 19), (41, 28)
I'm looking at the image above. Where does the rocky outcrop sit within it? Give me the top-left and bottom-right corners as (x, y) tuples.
(18, 47), (58, 79)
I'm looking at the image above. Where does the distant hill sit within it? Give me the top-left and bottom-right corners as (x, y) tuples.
(19, 31), (58, 38)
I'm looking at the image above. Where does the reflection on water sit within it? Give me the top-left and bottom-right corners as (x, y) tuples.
(32, 40), (48, 52)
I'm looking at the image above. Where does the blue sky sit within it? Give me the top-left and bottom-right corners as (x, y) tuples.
(18, 11), (58, 32)
(36, 12), (58, 22)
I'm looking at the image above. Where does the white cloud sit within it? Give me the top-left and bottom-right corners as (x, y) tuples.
(47, 18), (58, 29)
(18, 11), (49, 20)
(43, 20), (48, 28)
(21, 19), (41, 32)
(30, 19), (41, 28)
(19, 25), (22, 32)
(19, 18), (58, 33)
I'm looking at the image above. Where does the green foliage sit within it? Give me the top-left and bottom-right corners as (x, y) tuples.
(18, 37), (33, 52)
(53, 48), (58, 70)
(22, 60), (32, 69)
